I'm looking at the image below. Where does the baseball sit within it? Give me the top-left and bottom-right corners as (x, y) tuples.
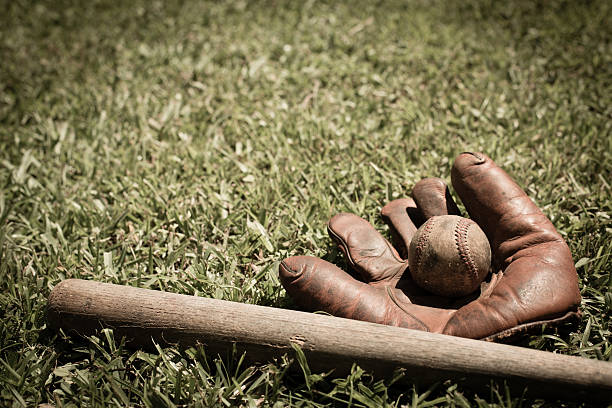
(408, 215), (491, 297)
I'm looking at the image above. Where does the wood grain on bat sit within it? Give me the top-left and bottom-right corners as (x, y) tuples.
(48, 279), (612, 403)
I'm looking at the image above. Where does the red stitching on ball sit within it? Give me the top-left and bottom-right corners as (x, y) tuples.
(455, 218), (478, 281)
(415, 217), (436, 271)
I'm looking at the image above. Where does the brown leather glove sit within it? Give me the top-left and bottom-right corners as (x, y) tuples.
(279, 152), (581, 341)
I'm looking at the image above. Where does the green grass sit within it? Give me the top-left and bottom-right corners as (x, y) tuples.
(1, 0), (610, 406)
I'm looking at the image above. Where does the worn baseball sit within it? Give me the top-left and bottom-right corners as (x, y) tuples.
(408, 215), (491, 297)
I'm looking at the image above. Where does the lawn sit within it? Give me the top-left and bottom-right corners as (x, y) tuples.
(1, 0), (610, 406)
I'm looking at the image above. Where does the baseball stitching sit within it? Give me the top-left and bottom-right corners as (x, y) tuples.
(455, 217), (479, 282)
(414, 217), (436, 272)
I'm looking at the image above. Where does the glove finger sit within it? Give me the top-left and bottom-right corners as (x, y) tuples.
(280, 256), (456, 330)
(381, 198), (423, 259)
(450, 152), (573, 264)
(412, 177), (462, 219)
(445, 152), (581, 339)
(279, 256), (391, 322)
(327, 213), (407, 283)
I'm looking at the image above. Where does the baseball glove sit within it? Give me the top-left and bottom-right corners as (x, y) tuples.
(279, 152), (581, 341)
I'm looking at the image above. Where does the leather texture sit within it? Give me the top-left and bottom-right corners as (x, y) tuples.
(279, 152), (581, 341)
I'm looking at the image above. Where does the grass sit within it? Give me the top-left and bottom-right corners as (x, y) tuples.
(0, 0), (610, 406)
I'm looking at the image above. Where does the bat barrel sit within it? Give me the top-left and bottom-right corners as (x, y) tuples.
(48, 279), (612, 403)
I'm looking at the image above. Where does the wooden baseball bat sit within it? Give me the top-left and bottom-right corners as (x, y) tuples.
(47, 279), (612, 403)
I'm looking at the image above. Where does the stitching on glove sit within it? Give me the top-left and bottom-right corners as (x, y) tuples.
(327, 225), (356, 267)
(460, 151), (485, 162)
(327, 222), (405, 279)
(481, 309), (581, 342)
(386, 287), (429, 331)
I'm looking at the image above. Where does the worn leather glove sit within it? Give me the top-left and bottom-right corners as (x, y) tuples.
(279, 152), (581, 341)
